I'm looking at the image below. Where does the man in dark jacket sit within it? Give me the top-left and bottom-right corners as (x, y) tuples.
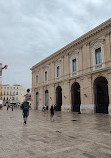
(50, 105), (54, 121)
(23, 105), (29, 124)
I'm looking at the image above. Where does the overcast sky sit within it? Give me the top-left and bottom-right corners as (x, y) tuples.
(0, 0), (111, 90)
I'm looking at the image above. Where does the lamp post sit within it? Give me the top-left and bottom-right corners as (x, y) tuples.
(0, 63), (8, 100)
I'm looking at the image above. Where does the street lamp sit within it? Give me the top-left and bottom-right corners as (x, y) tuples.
(0, 63), (8, 100)
(2, 65), (8, 70)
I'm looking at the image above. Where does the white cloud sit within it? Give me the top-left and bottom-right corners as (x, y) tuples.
(0, 0), (110, 89)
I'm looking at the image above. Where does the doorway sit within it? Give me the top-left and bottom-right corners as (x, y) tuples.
(71, 82), (81, 112)
(36, 92), (39, 110)
(94, 76), (109, 114)
(45, 90), (49, 110)
(56, 86), (62, 111)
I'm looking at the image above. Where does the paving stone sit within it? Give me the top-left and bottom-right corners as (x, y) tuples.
(0, 107), (111, 158)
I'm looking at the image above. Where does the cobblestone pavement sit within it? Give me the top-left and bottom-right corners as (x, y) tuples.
(0, 107), (111, 158)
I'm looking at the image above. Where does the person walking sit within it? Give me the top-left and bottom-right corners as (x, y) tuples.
(6, 103), (8, 110)
(12, 104), (13, 111)
(23, 104), (29, 124)
(54, 104), (56, 110)
(50, 105), (54, 121)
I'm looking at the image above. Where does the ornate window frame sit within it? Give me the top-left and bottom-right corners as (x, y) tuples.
(55, 59), (61, 81)
(91, 39), (105, 71)
(36, 74), (39, 87)
(45, 71), (48, 82)
(43, 65), (49, 84)
(35, 71), (39, 87)
(69, 50), (79, 77)
(57, 66), (60, 78)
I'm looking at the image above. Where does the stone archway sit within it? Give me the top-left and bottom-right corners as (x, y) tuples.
(71, 82), (81, 112)
(45, 90), (49, 110)
(94, 76), (109, 114)
(36, 92), (39, 110)
(56, 86), (62, 111)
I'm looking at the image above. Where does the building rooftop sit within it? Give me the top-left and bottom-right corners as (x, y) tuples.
(31, 18), (111, 70)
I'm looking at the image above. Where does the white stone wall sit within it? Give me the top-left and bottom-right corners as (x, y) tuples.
(1, 85), (25, 103)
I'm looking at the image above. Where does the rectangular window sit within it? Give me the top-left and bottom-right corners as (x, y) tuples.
(57, 66), (60, 77)
(72, 59), (76, 72)
(45, 71), (47, 81)
(95, 48), (102, 64)
(36, 75), (38, 86)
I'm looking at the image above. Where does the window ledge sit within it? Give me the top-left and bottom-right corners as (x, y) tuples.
(72, 72), (77, 75)
(56, 77), (60, 80)
(44, 81), (48, 84)
(71, 72), (77, 77)
(95, 63), (102, 69)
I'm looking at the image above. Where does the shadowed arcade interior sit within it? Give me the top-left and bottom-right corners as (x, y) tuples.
(45, 90), (49, 110)
(94, 76), (109, 114)
(56, 86), (62, 111)
(36, 92), (39, 110)
(71, 82), (81, 112)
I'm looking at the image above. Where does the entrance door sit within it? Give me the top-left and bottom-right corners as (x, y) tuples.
(45, 90), (49, 110)
(56, 86), (62, 111)
(36, 92), (39, 110)
(94, 77), (109, 114)
(71, 82), (81, 112)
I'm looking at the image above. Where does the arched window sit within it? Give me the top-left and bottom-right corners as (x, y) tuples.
(72, 59), (76, 72)
(57, 66), (60, 77)
(45, 71), (48, 81)
(95, 48), (102, 64)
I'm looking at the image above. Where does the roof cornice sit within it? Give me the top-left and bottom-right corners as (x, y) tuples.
(31, 18), (111, 70)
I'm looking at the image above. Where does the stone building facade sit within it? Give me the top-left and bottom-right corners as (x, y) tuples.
(1, 84), (25, 104)
(31, 18), (111, 114)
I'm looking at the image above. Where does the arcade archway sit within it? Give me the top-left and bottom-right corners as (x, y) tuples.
(36, 92), (39, 110)
(45, 90), (49, 110)
(94, 76), (109, 114)
(56, 86), (62, 111)
(71, 82), (81, 112)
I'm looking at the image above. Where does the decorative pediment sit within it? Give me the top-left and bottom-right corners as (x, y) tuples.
(36, 71), (39, 74)
(69, 49), (79, 57)
(34, 70), (39, 74)
(55, 58), (62, 65)
(90, 39), (105, 48)
(42, 65), (49, 70)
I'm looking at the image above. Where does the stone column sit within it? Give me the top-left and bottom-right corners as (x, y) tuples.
(49, 85), (55, 107)
(62, 81), (70, 110)
(105, 33), (111, 67)
(80, 76), (94, 113)
(107, 71), (111, 114)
